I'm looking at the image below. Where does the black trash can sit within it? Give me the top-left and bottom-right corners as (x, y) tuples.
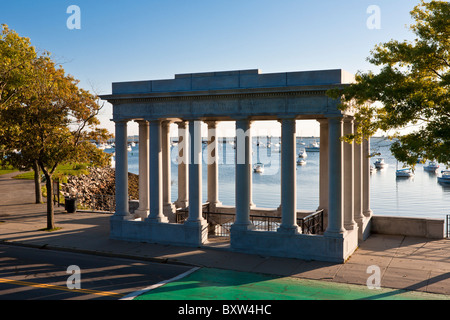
(65, 197), (77, 213)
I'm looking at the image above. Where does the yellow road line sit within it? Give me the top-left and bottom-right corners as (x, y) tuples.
(0, 278), (124, 298)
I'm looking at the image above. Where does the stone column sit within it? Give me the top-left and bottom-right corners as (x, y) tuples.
(113, 120), (130, 220)
(147, 120), (167, 223)
(324, 117), (345, 237)
(248, 123), (255, 209)
(205, 121), (222, 209)
(232, 119), (254, 231)
(354, 123), (365, 230)
(162, 120), (176, 221)
(186, 120), (205, 224)
(278, 118), (299, 234)
(175, 121), (189, 209)
(363, 137), (373, 218)
(134, 120), (150, 219)
(343, 117), (357, 231)
(318, 119), (329, 215)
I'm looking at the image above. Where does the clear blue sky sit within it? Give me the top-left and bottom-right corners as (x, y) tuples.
(1, 0), (418, 136)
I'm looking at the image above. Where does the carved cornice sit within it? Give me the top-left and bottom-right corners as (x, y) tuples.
(101, 87), (334, 105)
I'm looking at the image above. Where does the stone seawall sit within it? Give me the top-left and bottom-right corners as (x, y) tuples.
(62, 167), (139, 211)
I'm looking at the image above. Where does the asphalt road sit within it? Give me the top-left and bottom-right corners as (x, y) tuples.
(0, 244), (194, 300)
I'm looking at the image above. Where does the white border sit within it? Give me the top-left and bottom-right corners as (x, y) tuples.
(120, 267), (200, 300)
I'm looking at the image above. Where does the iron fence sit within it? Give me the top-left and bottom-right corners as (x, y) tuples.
(300, 210), (324, 235)
(175, 204), (324, 238)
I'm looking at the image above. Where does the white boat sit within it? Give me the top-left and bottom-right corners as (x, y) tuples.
(424, 161), (440, 173)
(370, 166), (376, 173)
(396, 167), (414, 178)
(305, 141), (320, 152)
(298, 149), (308, 159)
(127, 145), (132, 152)
(253, 163), (264, 174)
(297, 159), (307, 166)
(438, 170), (450, 185)
(374, 158), (388, 169)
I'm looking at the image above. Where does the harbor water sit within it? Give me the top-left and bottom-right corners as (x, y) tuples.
(120, 137), (449, 221)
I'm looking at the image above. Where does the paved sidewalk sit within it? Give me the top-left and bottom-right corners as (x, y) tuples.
(0, 172), (449, 298)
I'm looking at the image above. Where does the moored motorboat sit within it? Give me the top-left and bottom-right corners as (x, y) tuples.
(424, 161), (440, 173)
(297, 159), (307, 166)
(437, 170), (450, 185)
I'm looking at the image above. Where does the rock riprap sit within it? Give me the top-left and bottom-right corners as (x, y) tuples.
(62, 167), (139, 211)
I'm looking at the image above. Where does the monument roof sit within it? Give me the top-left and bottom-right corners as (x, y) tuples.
(109, 69), (355, 95)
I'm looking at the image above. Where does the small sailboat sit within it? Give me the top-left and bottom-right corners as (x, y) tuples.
(253, 163), (264, 174)
(374, 158), (388, 169)
(298, 149), (308, 159)
(395, 161), (414, 178)
(396, 167), (414, 178)
(305, 140), (320, 152)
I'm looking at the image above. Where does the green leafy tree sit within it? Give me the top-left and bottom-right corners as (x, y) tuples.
(0, 25), (112, 230)
(328, 0), (450, 167)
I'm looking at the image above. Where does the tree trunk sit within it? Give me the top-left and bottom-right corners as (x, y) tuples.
(45, 173), (55, 230)
(33, 161), (43, 204)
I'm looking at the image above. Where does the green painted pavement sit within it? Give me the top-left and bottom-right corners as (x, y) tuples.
(134, 268), (449, 300)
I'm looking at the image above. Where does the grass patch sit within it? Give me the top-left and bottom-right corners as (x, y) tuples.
(13, 163), (90, 181)
(12, 171), (34, 180)
(0, 167), (18, 176)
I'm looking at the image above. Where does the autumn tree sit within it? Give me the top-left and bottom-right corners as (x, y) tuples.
(328, 0), (450, 167)
(0, 25), (112, 230)
(0, 24), (44, 202)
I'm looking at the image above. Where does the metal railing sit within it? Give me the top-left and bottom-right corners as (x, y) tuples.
(175, 204), (324, 238)
(300, 210), (324, 235)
